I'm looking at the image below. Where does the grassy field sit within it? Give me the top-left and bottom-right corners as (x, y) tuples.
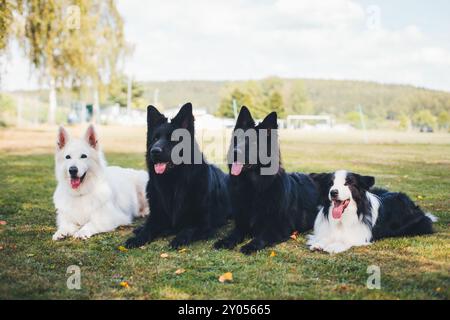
(0, 126), (449, 299)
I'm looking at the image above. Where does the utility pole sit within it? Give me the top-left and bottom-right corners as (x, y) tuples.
(358, 105), (369, 144)
(127, 75), (132, 116)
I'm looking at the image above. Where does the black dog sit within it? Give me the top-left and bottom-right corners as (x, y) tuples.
(307, 170), (436, 253)
(214, 106), (320, 254)
(125, 103), (231, 249)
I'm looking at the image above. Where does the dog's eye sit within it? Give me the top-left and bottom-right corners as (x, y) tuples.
(65, 155), (71, 159)
(80, 154), (87, 159)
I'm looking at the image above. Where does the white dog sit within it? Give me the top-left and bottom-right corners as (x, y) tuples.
(52, 125), (149, 240)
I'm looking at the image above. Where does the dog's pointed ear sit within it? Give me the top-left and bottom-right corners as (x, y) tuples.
(147, 105), (167, 129)
(57, 126), (70, 150)
(259, 112), (278, 129)
(358, 175), (375, 190)
(310, 172), (332, 193)
(235, 106), (255, 129)
(172, 102), (194, 130)
(84, 125), (98, 149)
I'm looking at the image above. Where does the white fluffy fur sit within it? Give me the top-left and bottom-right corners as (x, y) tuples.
(307, 170), (380, 254)
(52, 126), (149, 240)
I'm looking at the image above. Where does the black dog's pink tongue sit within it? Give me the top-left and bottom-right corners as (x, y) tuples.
(332, 200), (349, 219)
(154, 163), (167, 174)
(231, 162), (243, 176)
(71, 177), (81, 189)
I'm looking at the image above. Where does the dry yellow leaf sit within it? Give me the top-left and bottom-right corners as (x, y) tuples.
(160, 253), (169, 258)
(175, 268), (186, 275)
(117, 246), (128, 252)
(269, 251), (276, 257)
(178, 248), (187, 253)
(119, 281), (130, 288)
(219, 272), (233, 283)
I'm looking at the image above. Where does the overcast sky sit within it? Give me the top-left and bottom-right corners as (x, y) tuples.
(2, 0), (450, 92)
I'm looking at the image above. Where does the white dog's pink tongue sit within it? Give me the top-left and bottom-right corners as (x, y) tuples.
(332, 200), (349, 219)
(154, 163), (167, 174)
(231, 162), (243, 176)
(71, 178), (81, 189)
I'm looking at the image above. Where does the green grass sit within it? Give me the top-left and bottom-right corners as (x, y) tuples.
(0, 137), (449, 299)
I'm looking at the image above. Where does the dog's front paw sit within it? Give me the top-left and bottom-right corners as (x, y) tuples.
(324, 243), (350, 254)
(240, 242), (259, 255)
(170, 236), (190, 250)
(307, 242), (324, 252)
(73, 228), (93, 240)
(214, 238), (237, 250)
(125, 236), (147, 249)
(52, 230), (67, 241)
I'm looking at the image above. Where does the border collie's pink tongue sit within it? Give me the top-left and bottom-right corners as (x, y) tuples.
(71, 178), (81, 189)
(332, 200), (350, 219)
(154, 163), (167, 174)
(231, 162), (243, 176)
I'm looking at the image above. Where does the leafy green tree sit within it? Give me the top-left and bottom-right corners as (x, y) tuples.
(107, 74), (145, 109)
(287, 80), (314, 115)
(216, 87), (253, 118)
(344, 111), (367, 129)
(398, 114), (411, 131)
(437, 111), (450, 130)
(266, 91), (284, 118)
(217, 78), (285, 119)
(412, 110), (437, 130)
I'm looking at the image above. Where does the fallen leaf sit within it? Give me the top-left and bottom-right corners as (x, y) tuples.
(219, 272), (233, 283)
(178, 248), (187, 253)
(117, 245), (128, 252)
(0, 221), (6, 226)
(269, 251), (276, 257)
(417, 195), (424, 200)
(436, 287), (442, 292)
(160, 253), (169, 258)
(290, 231), (299, 240)
(119, 281), (130, 288)
(175, 268), (186, 275)
(26, 253), (35, 257)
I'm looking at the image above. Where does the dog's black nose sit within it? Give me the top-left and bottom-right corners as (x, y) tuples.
(69, 166), (78, 176)
(330, 189), (338, 198)
(151, 147), (162, 155)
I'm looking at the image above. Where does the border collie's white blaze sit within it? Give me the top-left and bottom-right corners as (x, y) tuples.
(52, 125), (149, 240)
(307, 170), (435, 254)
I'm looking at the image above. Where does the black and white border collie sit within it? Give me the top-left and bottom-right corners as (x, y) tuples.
(307, 170), (437, 254)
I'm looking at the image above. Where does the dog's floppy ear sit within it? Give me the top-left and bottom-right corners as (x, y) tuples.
(259, 112), (278, 129)
(84, 125), (98, 149)
(57, 126), (70, 150)
(356, 174), (375, 190)
(147, 105), (167, 129)
(171, 102), (194, 131)
(235, 106), (255, 129)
